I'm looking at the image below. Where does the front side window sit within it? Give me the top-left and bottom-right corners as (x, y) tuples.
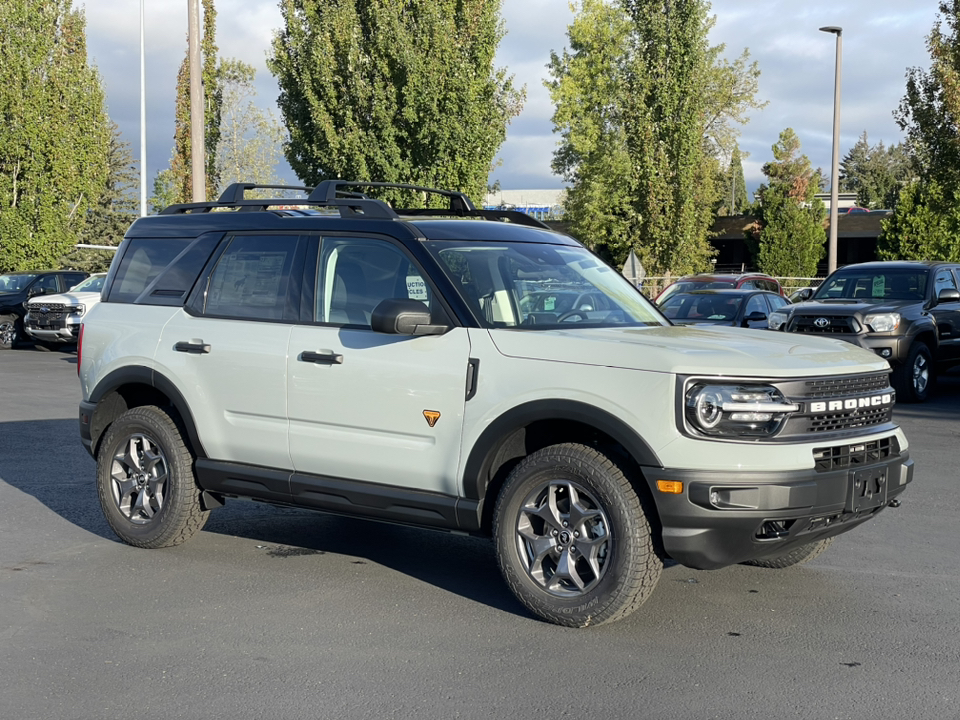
(204, 234), (297, 320)
(315, 237), (437, 328)
(70, 275), (106, 293)
(0, 274), (38, 293)
(426, 241), (667, 329)
(933, 268), (959, 298)
(744, 294), (767, 317)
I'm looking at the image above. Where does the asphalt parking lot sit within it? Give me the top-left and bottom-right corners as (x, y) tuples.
(1, 346), (959, 720)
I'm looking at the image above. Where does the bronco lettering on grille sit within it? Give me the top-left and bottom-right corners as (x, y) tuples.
(809, 393), (893, 413)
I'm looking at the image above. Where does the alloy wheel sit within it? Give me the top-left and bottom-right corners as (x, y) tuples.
(109, 433), (168, 524)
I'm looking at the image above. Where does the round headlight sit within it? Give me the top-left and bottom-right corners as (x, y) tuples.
(684, 383), (799, 438)
(694, 388), (724, 428)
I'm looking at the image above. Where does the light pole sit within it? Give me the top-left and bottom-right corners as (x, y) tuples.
(820, 26), (842, 275)
(140, 0), (146, 217)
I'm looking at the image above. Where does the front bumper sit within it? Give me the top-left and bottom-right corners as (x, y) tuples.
(642, 445), (913, 569)
(24, 315), (81, 343)
(787, 328), (911, 365)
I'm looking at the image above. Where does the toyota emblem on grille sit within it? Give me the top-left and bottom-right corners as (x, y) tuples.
(814, 317), (830, 328)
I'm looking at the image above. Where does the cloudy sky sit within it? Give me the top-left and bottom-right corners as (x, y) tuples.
(81, 0), (934, 201)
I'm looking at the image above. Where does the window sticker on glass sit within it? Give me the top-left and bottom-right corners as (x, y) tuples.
(872, 276), (885, 298)
(406, 275), (428, 301)
(544, 296), (556, 311)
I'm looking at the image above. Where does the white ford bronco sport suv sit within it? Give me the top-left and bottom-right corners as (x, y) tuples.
(78, 182), (913, 627)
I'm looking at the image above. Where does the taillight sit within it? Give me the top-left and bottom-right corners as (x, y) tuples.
(77, 323), (84, 376)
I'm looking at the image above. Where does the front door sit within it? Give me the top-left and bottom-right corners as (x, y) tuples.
(286, 236), (470, 495)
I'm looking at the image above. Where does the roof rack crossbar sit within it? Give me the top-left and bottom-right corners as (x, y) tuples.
(217, 183), (314, 203)
(400, 208), (550, 230)
(309, 180), (476, 214)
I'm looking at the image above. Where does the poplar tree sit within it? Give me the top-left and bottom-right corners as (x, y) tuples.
(167, 0), (221, 204)
(547, 0), (764, 273)
(0, 0), (110, 271)
(268, 0), (524, 204)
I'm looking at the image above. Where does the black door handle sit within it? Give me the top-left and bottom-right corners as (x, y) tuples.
(300, 350), (343, 364)
(175, 341), (211, 354)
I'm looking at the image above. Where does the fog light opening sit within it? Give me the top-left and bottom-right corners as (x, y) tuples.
(756, 519), (795, 540)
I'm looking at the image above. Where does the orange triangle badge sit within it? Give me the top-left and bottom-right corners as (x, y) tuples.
(423, 410), (441, 428)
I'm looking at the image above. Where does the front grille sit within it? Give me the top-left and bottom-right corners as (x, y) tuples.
(806, 405), (893, 433)
(801, 373), (889, 399)
(789, 314), (860, 334)
(30, 303), (67, 321)
(813, 437), (900, 472)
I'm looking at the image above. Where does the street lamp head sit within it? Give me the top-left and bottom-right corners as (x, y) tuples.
(819, 26), (842, 35)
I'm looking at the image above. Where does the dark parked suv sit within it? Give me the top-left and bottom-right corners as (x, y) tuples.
(0, 270), (90, 349)
(768, 261), (960, 402)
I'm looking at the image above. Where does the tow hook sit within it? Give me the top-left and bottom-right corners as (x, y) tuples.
(888, 498), (902, 508)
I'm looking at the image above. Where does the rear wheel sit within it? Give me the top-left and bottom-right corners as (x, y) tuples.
(493, 443), (662, 627)
(892, 343), (932, 403)
(743, 538), (834, 569)
(0, 315), (20, 350)
(96, 405), (208, 548)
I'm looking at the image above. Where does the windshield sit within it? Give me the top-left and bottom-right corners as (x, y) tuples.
(425, 241), (667, 329)
(658, 279), (735, 304)
(660, 293), (742, 322)
(70, 274), (105, 292)
(813, 269), (928, 301)
(0, 273), (38, 293)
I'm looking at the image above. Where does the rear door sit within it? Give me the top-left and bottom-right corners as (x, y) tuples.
(286, 235), (470, 496)
(931, 266), (960, 362)
(157, 232), (305, 471)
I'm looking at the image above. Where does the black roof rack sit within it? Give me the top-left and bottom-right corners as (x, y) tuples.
(158, 181), (551, 229)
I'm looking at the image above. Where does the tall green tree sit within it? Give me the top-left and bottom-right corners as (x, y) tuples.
(167, 0), (221, 204)
(840, 131), (912, 209)
(882, 1), (960, 259)
(0, 0), (110, 271)
(216, 59), (286, 194)
(715, 144), (749, 216)
(268, 0), (524, 205)
(60, 123), (138, 272)
(750, 129), (825, 277)
(547, 0), (765, 273)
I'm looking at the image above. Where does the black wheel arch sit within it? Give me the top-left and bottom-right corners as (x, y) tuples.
(462, 399), (663, 533)
(87, 366), (206, 460)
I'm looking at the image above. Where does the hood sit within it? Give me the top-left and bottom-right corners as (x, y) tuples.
(26, 291), (101, 307)
(790, 298), (919, 315)
(489, 324), (889, 377)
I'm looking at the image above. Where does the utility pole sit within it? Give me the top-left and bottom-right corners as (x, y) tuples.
(140, 0), (146, 216)
(188, 0), (205, 202)
(820, 26), (842, 274)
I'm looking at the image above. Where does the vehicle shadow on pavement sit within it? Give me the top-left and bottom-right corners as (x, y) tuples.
(0, 418), (114, 541)
(0, 417), (528, 618)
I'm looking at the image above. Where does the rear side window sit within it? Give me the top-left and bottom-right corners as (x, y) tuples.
(107, 234), (221, 305)
(203, 234), (298, 321)
(109, 238), (191, 303)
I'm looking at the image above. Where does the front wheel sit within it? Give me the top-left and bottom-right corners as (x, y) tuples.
(0, 315), (20, 350)
(96, 405), (208, 548)
(493, 443), (662, 627)
(892, 343), (933, 403)
(743, 537), (834, 569)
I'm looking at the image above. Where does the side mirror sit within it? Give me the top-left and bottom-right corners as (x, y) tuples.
(937, 288), (960, 303)
(792, 288), (813, 302)
(28, 286), (45, 297)
(371, 298), (449, 336)
(742, 311), (767, 327)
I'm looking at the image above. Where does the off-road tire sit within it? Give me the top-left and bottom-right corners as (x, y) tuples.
(493, 443), (662, 628)
(0, 314), (20, 350)
(97, 405), (208, 548)
(892, 342), (933, 403)
(743, 538), (834, 569)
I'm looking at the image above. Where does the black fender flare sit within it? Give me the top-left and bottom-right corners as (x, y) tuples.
(88, 365), (207, 458)
(461, 399), (662, 501)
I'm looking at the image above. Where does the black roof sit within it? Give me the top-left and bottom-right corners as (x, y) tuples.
(833, 260), (956, 272)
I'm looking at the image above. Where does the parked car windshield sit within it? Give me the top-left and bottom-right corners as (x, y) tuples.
(813, 269), (928, 301)
(0, 273), (38, 293)
(69, 274), (106, 292)
(425, 241), (667, 329)
(660, 292), (742, 323)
